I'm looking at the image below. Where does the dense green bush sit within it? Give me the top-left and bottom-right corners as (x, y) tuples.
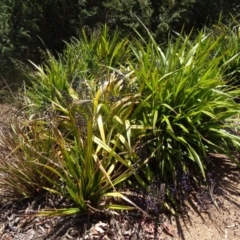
(1, 0), (239, 82)
(0, 0), (81, 80)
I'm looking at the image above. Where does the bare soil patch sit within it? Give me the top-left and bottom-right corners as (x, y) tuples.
(0, 103), (239, 239)
(0, 103), (16, 129)
(171, 154), (240, 240)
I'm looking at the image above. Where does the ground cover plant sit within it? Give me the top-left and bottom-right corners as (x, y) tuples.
(0, 23), (240, 219)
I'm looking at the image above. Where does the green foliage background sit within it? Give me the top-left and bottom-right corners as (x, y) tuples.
(1, 0), (239, 80)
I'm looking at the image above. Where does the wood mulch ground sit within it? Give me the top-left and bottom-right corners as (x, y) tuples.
(0, 103), (240, 240)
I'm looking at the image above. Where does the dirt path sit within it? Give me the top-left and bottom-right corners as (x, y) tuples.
(170, 155), (240, 240)
(0, 103), (240, 239)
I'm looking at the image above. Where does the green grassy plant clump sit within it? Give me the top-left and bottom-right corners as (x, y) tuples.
(125, 25), (240, 209)
(1, 24), (240, 216)
(211, 18), (240, 86)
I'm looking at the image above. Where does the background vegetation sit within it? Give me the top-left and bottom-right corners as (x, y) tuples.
(1, 0), (239, 80)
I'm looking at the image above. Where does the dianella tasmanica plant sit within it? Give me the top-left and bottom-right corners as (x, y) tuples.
(1, 24), (240, 215)
(35, 91), (142, 215)
(124, 26), (240, 205)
